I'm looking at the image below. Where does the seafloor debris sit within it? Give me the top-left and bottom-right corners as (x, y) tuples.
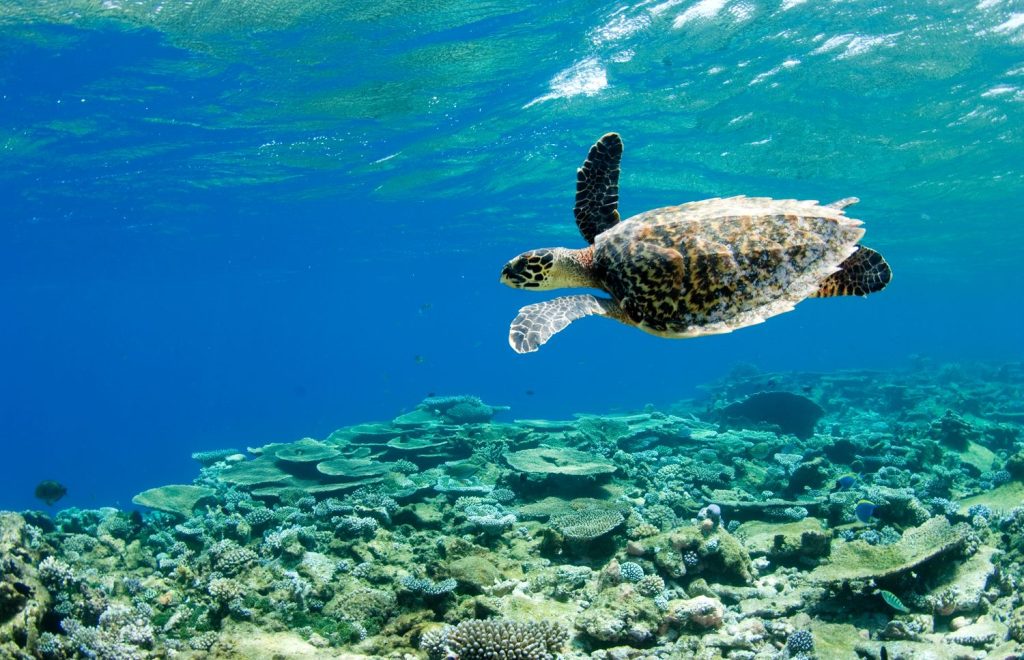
(3, 360), (1024, 658)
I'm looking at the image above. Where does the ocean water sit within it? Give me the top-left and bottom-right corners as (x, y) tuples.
(0, 0), (1019, 509)
(3, 0), (1023, 512)
(3, 2), (1024, 657)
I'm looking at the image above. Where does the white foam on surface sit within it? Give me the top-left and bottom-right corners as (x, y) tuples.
(649, 0), (686, 16)
(591, 10), (652, 46)
(993, 12), (1024, 32)
(812, 33), (898, 59)
(524, 57), (609, 108)
(673, 0), (728, 28)
(981, 85), (1016, 97)
(729, 2), (755, 22)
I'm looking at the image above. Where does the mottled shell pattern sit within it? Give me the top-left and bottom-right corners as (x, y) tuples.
(592, 196), (864, 338)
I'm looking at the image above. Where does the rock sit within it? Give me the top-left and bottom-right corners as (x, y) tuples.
(811, 621), (870, 658)
(958, 441), (997, 475)
(664, 596), (725, 630)
(0, 513), (50, 660)
(1006, 452), (1024, 480)
(713, 497), (827, 523)
(947, 616), (1005, 648)
(807, 517), (971, 584)
(736, 517), (831, 563)
(959, 481), (1024, 515)
(666, 527), (753, 585)
(926, 545), (997, 614)
(877, 615), (932, 641)
(714, 391), (824, 439)
(447, 556), (501, 594)
(702, 617), (766, 652)
(393, 502), (444, 528)
(855, 638), (983, 659)
(787, 457), (831, 495)
(220, 624), (331, 658)
(299, 552), (336, 589)
(575, 583), (661, 647)
(737, 591), (808, 619)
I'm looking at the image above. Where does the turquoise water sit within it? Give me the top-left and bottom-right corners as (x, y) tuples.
(2, 0), (1023, 509)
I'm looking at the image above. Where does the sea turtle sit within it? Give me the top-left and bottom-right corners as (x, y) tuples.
(500, 133), (892, 353)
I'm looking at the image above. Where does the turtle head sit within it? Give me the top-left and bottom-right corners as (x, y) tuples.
(501, 249), (558, 289)
(500, 247), (595, 290)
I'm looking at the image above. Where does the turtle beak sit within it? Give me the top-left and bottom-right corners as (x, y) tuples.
(499, 261), (517, 287)
(500, 257), (530, 288)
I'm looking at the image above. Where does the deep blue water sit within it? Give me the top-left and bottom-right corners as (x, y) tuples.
(2, 0), (1023, 511)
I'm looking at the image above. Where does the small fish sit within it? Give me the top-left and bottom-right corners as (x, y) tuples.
(880, 646), (888, 660)
(855, 499), (877, 524)
(878, 589), (910, 613)
(34, 480), (67, 506)
(414, 355), (426, 364)
(833, 474), (858, 491)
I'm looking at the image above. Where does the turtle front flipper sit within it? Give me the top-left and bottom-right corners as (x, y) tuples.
(812, 246), (892, 297)
(509, 294), (621, 353)
(575, 133), (623, 244)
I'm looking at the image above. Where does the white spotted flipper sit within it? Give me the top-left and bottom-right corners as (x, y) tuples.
(509, 295), (622, 353)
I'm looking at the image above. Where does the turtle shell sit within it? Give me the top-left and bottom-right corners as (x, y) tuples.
(592, 196), (864, 337)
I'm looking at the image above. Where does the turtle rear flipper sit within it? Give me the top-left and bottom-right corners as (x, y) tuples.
(575, 133), (623, 244)
(812, 246), (892, 297)
(509, 295), (622, 353)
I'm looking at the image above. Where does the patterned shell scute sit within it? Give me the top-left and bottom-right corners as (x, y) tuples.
(592, 197), (865, 336)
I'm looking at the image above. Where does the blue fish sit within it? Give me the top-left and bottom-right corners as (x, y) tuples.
(833, 474), (857, 491)
(855, 500), (877, 524)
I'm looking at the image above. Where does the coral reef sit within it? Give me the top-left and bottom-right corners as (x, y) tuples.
(4, 361), (1024, 658)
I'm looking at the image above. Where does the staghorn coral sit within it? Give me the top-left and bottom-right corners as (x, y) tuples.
(420, 624), (453, 659)
(207, 577), (244, 603)
(636, 574), (665, 597)
(442, 619), (568, 660)
(400, 576), (457, 597)
(208, 540), (257, 575)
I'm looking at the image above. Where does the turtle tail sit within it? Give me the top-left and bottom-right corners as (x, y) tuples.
(812, 246), (892, 298)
